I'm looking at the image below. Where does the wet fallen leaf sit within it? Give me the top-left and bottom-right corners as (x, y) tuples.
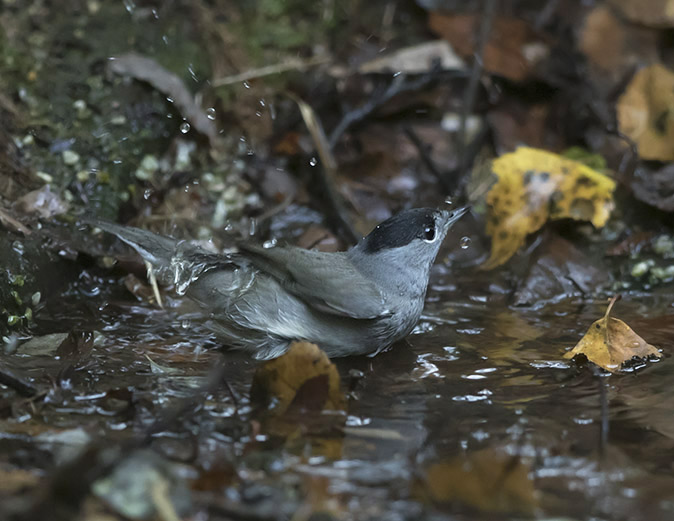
(512, 234), (609, 306)
(413, 448), (538, 515)
(429, 13), (547, 82)
(357, 40), (465, 74)
(617, 64), (674, 161)
(483, 147), (615, 269)
(564, 296), (662, 373)
(13, 185), (69, 218)
(250, 341), (345, 414)
(630, 162), (674, 212)
(93, 450), (191, 521)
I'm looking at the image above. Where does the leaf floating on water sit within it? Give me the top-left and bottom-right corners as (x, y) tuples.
(564, 296), (662, 373)
(250, 341), (345, 414)
(483, 147), (615, 269)
(413, 449), (538, 515)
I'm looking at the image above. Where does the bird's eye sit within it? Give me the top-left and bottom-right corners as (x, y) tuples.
(423, 225), (436, 242)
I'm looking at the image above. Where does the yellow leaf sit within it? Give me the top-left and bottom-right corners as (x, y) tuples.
(617, 64), (674, 160)
(483, 147), (615, 269)
(250, 341), (346, 414)
(564, 296), (662, 373)
(413, 449), (538, 515)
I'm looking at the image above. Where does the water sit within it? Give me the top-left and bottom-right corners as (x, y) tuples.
(4, 261), (674, 520)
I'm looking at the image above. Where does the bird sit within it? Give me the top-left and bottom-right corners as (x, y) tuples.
(87, 206), (469, 359)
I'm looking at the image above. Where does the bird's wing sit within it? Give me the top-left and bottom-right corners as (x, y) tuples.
(238, 244), (389, 319)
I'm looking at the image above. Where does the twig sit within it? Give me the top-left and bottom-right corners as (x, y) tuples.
(328, 70), (444, 148)
(211, 55), (329, 87)
(151, 478), (182, 521)
(456, 0), (496, 174)
(144, 260), (164, 309)
(0, 366), (38, 398)
(0, 207), (31, 235)
(403, 125), (453, 193)
(290, 94), (360, 244)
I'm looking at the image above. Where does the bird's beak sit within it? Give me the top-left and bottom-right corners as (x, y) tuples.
(442, 205), (470, 232)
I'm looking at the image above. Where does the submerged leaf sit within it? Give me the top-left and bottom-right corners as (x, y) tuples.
(413, 449), (538, 515)
(564, 296), (662, 373)
(483, 147), (615, 269)
(250, 341), (345, 414)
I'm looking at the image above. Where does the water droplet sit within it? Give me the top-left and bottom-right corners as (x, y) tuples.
(181, 319), (191, 329)
(255, 111), (262, 117)
(166, 96), (174, 104)
(206, 107), (216, 120)
(151, 8), (159, 19)
(445, 197), (453, 206)
(187, 64), (198, 82)
(460, 236), (471, 249)
(242, 80), (251, 89)
(224, 221), (233, 232)
(309, 157), (317, 167)
(259, 99), (266, 107)
(180, 121), (191, 134)
(123, 0), (136, 13)
(248, 218), (257, 236)
(12, 241), (24, 255)
(263, 238), (277, 249)
(162, 35), (169, 45)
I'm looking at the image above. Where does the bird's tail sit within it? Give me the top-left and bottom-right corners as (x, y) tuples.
(85, 219), (224, 294)
(86, 219), (180, 267)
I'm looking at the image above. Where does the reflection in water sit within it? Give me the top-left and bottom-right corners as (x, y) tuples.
(3, 269), (674, 520)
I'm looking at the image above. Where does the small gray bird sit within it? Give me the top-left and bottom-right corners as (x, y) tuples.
(90, 207), (468, 359)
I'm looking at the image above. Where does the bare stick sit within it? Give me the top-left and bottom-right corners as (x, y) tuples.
(456, 0), (496, 174)
(291, 94), (360, 244)
(211, 55), (329, 87)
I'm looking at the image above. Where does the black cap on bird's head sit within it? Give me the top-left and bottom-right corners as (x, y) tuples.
(358, 206), (469, 254)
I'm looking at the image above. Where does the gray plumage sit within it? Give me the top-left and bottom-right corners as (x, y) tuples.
(89, 207), (468, 359)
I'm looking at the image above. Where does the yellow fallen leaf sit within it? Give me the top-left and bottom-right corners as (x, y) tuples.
(413, 449), (538, 515)
(483, 147), (615, 269)
(250, 341), (345, 414)
(617, 64), (674, 160)
(564, 296), (662, 373)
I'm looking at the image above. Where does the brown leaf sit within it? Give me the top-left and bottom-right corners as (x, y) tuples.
(630, 163), (674, 212)
(512, 234), (609, 306)
(250, 341), (345, 414)
(413, 449), (538, 515)
(579, 6), (658, 80)
(429, 13), (547, 82)
(609, 0), (674, 27)
(564, 296), (662, 373)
